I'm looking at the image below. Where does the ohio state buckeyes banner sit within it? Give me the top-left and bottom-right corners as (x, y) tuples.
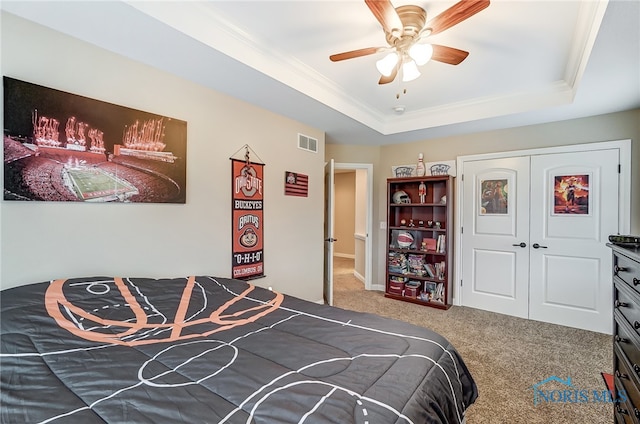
(231, 158), (264, 280)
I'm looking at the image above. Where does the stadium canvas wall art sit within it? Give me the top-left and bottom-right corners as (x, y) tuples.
(3, 77), (187, 203)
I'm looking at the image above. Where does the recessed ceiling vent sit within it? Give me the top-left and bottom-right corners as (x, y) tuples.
(298, 133), (318, 153)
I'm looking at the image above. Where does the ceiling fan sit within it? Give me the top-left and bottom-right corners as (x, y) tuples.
(330, 0), (490, 84)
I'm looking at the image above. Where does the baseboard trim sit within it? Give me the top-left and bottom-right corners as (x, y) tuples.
(353, 270), (365, 283)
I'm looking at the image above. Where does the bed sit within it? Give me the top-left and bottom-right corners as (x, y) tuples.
(1, 275), (477, 423)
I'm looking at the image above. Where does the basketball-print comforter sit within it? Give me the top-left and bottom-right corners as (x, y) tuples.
(1, 276), (477, 423)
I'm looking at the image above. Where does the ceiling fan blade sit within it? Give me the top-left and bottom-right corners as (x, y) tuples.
(330, 47), (383, 62)
(426, 0), (490, 36)
(431, 44), (469, 65)
(378, 64), (399, 84)
(365, 0), (403, 38)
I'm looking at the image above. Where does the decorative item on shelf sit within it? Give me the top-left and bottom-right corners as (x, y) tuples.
(388, 251), (408, 274)
(435, 221), (441, 229)
(423, 238), (437, 251)
(408, 255), (425, 275)
(393, 190), (411, 204)
(608, 234), (640, 247)
(391, 165), (417, 178)
(421, 241), (427, 251)
(441, 195), (447, 205)
(427, 220), (433, 227)
(396, 231), (415, 248)
(418, 220), (424, 227)
(416, 153), (426, 177)
(389, 276), (408, 295)
(404, 281), (421, 298)
(408, 219), (415, 227)
(423, 282), (437, 301)
(419, 181), (426, 203)
(426, 160), (457, 177)
(400, 219), (407, 226)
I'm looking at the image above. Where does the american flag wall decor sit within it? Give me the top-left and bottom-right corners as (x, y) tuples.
(284, 172), (308, 197)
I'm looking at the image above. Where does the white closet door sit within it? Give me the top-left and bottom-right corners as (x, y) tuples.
(461, 156), (530, 318)
(529, 149), (619, 334)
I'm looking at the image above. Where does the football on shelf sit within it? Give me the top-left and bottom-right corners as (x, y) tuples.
(397, 232), (414, 248)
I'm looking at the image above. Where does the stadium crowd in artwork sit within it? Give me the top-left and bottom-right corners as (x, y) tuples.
(3, 77), (187, 203)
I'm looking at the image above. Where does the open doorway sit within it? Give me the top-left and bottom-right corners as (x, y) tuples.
(331, 163), (373, 297)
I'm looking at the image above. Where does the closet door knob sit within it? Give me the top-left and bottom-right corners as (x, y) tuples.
(532, 243), (547, 249)
(512, 242), (526, 248)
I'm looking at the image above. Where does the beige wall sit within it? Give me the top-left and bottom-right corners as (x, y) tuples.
(3, 12), (637, 304)
(326, 109), (640, 290)
(1, 13), (326, 302)
(334, 172), (355, 257)
(354, 169), (368, 280)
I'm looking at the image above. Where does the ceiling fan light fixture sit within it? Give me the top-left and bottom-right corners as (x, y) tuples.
(409, 43), (433, 66)
(376, 52), (399, 76)
(401, 60), (421, 82)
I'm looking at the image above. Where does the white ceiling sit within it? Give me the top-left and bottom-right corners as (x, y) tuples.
(2, 0), (639, 145)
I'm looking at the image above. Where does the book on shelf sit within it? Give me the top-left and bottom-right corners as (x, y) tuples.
(436, 234), (446, 253)
(434, 261), (446, 280)
(423, 263), (435, 278)
(434, 282), (445, 303)
(407, 254), (425, 276)
(388, 251), (408, 274)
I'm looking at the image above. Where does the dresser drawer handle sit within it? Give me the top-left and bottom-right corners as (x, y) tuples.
(617, 405), (629, 415)
(634, 278), (640, 286)
(616, 370), (629, 379)
(634, 364), (640, 374)
(615, 265), (628, 274)
(635, 408), (640, 418)
(634, 321), (640, 330)
(616, 300), (629, 308)
(616, 335), (629, 343)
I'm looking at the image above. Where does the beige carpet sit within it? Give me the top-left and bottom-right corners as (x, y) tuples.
(332, 257), (613, 424)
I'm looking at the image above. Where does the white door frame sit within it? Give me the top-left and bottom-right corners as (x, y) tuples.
(454, 139), (631, 306)
(334, 162), (374, 291)
(324, 159), (335, 306)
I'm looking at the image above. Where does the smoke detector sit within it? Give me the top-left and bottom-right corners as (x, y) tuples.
(393, 105), (406, 114)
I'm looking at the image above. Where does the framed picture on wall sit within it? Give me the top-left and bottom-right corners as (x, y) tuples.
(479, 179), (508, 215)
(3, 77), (187, 203)
(552, 174), (590, 215)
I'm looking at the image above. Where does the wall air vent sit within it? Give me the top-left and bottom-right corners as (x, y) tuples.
(298, 133), (318, 153)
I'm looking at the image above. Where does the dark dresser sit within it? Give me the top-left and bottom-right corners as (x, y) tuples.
(610, 243), (640, 423)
